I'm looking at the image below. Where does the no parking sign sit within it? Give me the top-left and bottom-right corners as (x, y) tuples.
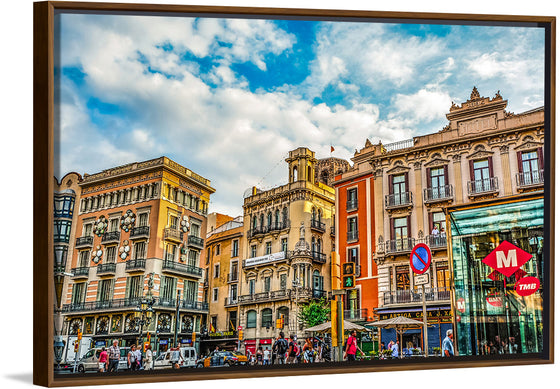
(410, 243), (432, 274)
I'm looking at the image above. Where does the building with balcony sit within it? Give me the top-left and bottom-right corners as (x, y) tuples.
(61, 156), (215, 353)
(239, 147), (338, 354)
(332, 140), (378, 325)
(340, 88), (544, 353)
(202, 213), (244, 352)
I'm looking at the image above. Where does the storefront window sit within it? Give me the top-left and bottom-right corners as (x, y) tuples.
(449, 198), (544, 356)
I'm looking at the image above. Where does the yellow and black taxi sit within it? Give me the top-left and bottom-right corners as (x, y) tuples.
(196, 350), (248, 368)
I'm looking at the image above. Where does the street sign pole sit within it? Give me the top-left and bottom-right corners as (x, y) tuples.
(410, 243), (432, 358)
(422, 284), (428, 357)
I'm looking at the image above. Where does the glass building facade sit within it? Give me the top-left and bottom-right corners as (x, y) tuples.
(449, 197), (544, 356)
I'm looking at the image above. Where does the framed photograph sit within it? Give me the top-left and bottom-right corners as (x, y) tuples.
(33, 1), (555, 387)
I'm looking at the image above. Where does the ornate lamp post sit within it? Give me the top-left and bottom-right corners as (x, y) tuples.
(134, 298), (154, 348)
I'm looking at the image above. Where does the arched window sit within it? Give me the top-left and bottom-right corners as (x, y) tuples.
(274, 209), (280, 228)
(277, 306), (289, 328)
(267, 212), (272, 228)
(293, 166), (298, 181)
(247, 310), (257, 328)
(282, 207), (289, 226)
(311, 237), (316, 253)
(307, 166), (312, 182)
(260, 214), (264, 229)
(252, 216), (257, 230)
(317, 209), (322, 222)
(261, 308), (273, 328)
(317, 238), (323, 253)
(311, 207), (316, 221)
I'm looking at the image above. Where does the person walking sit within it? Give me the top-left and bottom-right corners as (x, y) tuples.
(391, 340), (400, 358)
(287, 335), (298, 363)
(343, 330), (364, 361)
(170, 345), (182, 369)
(263, 347), (270, 365)
(128, 344), (138, 371)
(98, 347), (108, 373)
(134, 345), (142, 370)
(272, 332), (288, 365)
(442, 329), (454, 357)
(107, 340), (120, 372)
(256, 346), (264, 365)
(144, 344), (154, 370)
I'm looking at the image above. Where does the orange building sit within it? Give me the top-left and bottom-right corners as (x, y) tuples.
(62, 157), (215, 353)
(332, 142), (378, 323)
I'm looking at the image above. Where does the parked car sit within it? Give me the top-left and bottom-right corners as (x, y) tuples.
(196, 350), (247, 368)
(153, 347), (198, 369)
(76, 346), (130, 373)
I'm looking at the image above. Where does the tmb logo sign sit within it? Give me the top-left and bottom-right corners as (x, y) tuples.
(482, 241), (532, 278)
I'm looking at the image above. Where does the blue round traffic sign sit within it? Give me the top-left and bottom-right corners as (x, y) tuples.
(410, 243), (432, 274)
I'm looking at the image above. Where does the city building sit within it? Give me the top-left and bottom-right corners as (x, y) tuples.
(332, 141), (378, 323)
(341, 87), (544, 354)
(54, 172), (82, 351)
(238, 147), (339, 355)
(202, 213), (244, 353)
(61, 156), (215, 354)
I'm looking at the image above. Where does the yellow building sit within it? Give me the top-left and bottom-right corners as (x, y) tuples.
(238, 147), (338, 354)
(62, 156), (215, 353)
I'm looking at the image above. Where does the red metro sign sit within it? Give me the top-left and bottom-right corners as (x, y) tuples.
(482, 241), (533, 278)
(515, 276), (541, 296)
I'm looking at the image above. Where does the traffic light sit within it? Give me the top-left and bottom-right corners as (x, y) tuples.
(238, 330), (243, 341)
(147, 332), (151, 343)
(191, 331), (196, 344)
(342, 262), (355, 288)
(74, 341), (79, 353)
(280, 314), (285, 328)
(342, 275), (355, 288)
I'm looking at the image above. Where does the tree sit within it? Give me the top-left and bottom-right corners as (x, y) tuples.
(298, 298), (330, 328)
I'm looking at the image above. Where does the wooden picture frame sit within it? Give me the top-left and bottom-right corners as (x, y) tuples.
(33, 1), (555, 387)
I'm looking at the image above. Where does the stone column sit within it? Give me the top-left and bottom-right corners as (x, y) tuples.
(452, 154), (463, 203)
(414, 161), (424, 239)
(500, 145), (513, 196)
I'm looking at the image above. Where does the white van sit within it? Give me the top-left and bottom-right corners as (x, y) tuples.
(76, 346), (130, 373)
(153, 347), (197, 369)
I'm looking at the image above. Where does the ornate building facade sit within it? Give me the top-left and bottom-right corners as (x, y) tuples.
(61, 157), (215, 353)
(237, 147), (336, 354)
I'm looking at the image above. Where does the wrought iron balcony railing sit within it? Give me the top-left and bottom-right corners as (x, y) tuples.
(385, 192), (413, 208)
(130, 226), (150, 239)
(385, 238), (416, 254)
(423, 185), (454, 202)
(467, 177), (499, 195)
(382, 287), (451, 305)
(187, 235), (204, 249)
(96, 263), (116, 275)
(163, 228), (183, 242)
(346, 199), (358, 210)
(310, 219), (326, 233)
(70, 266), (90, 279)
(162, 260), (203, 278)
(101, 231), (120, 244)
(347, 230), (359, 242)
(75, 236), (93, 248)
(516, 170), (544, 187)
(125, 258), (146, 272)
(311, 251), (327, 264)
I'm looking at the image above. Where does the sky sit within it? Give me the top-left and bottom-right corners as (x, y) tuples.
(53, 11), (545, 216)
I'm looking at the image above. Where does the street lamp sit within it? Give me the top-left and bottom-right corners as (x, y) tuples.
(134, 298), (154, 348)
(54, 335), (65, 370)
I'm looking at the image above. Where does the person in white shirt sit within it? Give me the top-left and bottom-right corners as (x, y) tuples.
(263, 347), (270, 365)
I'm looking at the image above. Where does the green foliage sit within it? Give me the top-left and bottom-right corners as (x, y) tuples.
(298, 298), (330, 327)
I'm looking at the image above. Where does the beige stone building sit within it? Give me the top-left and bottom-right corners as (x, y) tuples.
(61, 157), (215, 354)
(237, 147), (338, 354)
(361, 87), (544, 352)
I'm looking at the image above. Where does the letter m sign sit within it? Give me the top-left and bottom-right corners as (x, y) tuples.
(482, 241), (533, 278)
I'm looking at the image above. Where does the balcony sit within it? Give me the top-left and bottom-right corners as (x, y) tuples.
(382, 287), (451, 306)
(61, 297), (208, 314)
(70, 267), (90, 279)
(425, 235), (447, 250)
(467, 177), (499, 197)
(75, 236), (93, 249)
(311, 251), (327, 264)
(385, 238), (416, 254)
(227, 273), (239, 283)
(423, 185), (454, 203)
(346, 199), (358, 211)
(516, 170), (544, 189)
(96, 263), (116, 276)
(125, 258), (146, 272)
(238, 289), (291, 305)
(344, 308), (367, 322)
(385, 192), (413, 210)
(310, 219), (326, 233)
(163, 228), (183, 242)
(249, 221), (290, 239)
(101, 231), (120, 244)
(130, 226), (150, 239)
(162, 260), (203, 278)
(187, 235), (204, 249)
(224, 297), (238, 307)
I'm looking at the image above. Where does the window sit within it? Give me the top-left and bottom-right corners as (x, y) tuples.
(280, 274), (287, 290)
(214, 264), (220, 278)
(230, 284), (238, 301)
(436, 264), (450, 290)
(187, 249), (198, 267)
(281, 238), (288, 253)
(263, 276), (271, 292)
(125, 276), (142, 300)
(228, 311), (238, 331)
(210, 316), (217, 331)
(232, 240), (239, 257)
(138, 213), (149, 227)
(348, 247), (358, 267)
(71, 282), (86, 305)
(230, 261), (238, 279)
(251, 245), (257, 258)
(426, 166), (449, 199)
(247, 310), (257, 328)
(215, 244), (221, 255)
(133, 242), (146, 260)
(248, 279), (255, 295)
(261, 308), (273, 328)
(347, 217), (358, 241)
(267, 212), (272, 228)
(469, 157), (495, 193)
(389, 216), (411, 252)
(212, 288), (219, 302)
(282, 207), (289, 225)
(169, 215), (178, 229)
(83, 223), (93, 236)
(106, 246), (117, 263)
(184, 280), (197, 303)
(517, 148), (544, 186)
(274, 210), (280, 228)
(109, 218), (119, 232)
(252, 216), (258, 230)
(389, 173), (409, 205)
(97, 279), (114, 302)
(54, 220), (72, 243)
(160, 276), (177, 301)
(265, 241), (272, 255)
(165, 244), (177, 262)
(78, 250), (90, 267)
(313, 270), (324, 298)
(346, 188), (358, 210)
(191, 223), (200, 238)
(396, 266), (410, 291)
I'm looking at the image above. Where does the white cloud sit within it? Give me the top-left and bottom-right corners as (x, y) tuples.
(391, 88), (452, 122)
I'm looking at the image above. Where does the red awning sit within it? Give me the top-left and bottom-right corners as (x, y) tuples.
(259, 338), (272, 345)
